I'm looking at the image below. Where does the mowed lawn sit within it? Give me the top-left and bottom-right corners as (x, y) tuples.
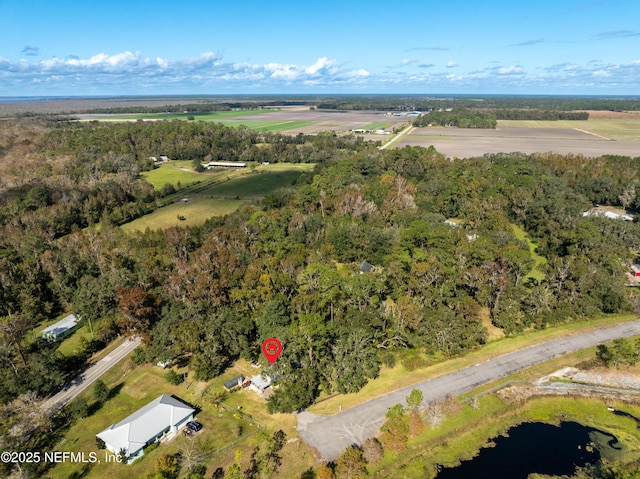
(128, 163), (314, 231)
(141, 160), (220, 189)
(498, 118), (640, 141)
(511, 223), (547, 281)
(209, 170), (304, 197)
(121, 197), (243, 232)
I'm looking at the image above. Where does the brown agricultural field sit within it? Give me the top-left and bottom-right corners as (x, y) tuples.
(397, 125), (640, 159)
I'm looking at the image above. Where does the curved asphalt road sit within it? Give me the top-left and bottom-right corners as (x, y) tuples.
(297, 320), (640, 461)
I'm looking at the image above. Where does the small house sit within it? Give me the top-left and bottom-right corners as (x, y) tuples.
(96, 394), (194, 464)
(41, 314), (80, 342)
(249, 375), (272, 394)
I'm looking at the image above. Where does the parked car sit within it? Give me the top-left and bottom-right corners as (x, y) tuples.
(186, 421), (202, 432)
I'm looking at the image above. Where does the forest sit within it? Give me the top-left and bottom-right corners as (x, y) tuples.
(412, 107), (498, 128)
(1, 115), (640, 476)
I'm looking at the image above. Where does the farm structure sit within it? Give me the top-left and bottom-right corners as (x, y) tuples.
(202, 161), (247, 169)
(224, 375), (246, 391)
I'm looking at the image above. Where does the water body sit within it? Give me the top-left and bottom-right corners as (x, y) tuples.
(435, 422), (619, 479)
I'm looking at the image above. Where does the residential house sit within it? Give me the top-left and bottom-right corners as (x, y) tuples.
(96, 394), (194, 464)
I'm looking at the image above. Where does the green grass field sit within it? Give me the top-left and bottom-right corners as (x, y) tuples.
(85, 110), (315, 132)
(96, 109), (269, 121)
(121, 198), (243, 232)
(511, 223), (547, 281)
(210, 171), (302, 197)
(498, 118), (640, 141)
(141, 160), (217, 189)
(128, 163), (314, 231)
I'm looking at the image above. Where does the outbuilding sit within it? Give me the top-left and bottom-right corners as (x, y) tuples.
(41, 314), (80, 342)
(223, 375), (245, 391)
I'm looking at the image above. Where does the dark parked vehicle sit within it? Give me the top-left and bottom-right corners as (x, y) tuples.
(186, 421), (202, 432)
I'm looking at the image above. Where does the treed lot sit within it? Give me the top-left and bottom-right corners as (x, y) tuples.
(2, 117), (640, 476)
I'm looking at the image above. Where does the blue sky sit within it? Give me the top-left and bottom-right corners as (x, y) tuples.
(1, 0), (639, 96)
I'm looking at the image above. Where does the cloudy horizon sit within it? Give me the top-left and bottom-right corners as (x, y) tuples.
(1, 0), (639, 96)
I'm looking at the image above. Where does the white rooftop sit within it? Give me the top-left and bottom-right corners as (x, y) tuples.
(97, 394), (194, 456)
(41, 313), (79, 337)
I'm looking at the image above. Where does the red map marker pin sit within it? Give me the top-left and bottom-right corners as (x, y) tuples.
(262, 338), (283, 364)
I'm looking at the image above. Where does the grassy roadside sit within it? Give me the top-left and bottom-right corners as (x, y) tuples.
(308, 314), (639, 415)
(371, 394), (640, 479)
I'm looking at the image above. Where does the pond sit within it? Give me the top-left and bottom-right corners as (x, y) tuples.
(434, 421), (620, 479)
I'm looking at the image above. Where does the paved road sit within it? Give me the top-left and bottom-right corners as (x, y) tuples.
(379, 125), (413, 150)
(297, 320), (640, 461)
(43, 336), (141, 411)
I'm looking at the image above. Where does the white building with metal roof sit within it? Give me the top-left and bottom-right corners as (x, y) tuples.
(96, 394), (195, 463)
(41, 313), (80, 342)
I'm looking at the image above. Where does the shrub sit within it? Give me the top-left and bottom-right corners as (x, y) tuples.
(165, 369), (184, 385)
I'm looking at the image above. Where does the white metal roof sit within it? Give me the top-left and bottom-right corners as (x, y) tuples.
(96, 394), (194, 455)
(41, 314), (79, 337)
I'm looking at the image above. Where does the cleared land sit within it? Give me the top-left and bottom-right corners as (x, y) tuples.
(141, 160), (224, 189)
(399, 122), (640, 158)
(80, 108), (409, 135)
(497, 119), (640, 141)
(126, 163), (313, 231)
(511, 224), (547, 281)
(122, 198), (243, 232)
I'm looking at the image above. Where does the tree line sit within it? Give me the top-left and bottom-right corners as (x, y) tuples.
(413, 107), (498, 128)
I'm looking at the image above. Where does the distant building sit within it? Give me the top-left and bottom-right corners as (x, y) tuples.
(359, 260), (374, 274)
(41, 314), (80, 342)
(96, 394), (194, 464)
(203, 161), (247, 168)
(582, 209), (633, 221)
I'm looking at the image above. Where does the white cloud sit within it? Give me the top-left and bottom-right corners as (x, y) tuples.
(348, 69), (370, 78)
(497, 66), (525, 75)
(593, 69), (611, 77)
(305, 57), (338, 75)
(1, 49), (640, 95)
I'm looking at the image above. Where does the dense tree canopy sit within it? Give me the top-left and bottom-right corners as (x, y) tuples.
(1, 116), (640, 418)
